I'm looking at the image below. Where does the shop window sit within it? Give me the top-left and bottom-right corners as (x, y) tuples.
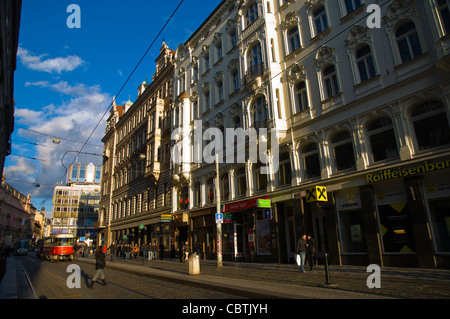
(428, 198), (450, 253)
(356, 45), (376, 83)
(302, 142), (321, 179)
(338, 210), (367, 253)
(278, 152), (292, 186)
(367, 117), (398, 162)
(411, 100), (450, 151)
(331, 130), (355, 171)
(395, 21), (422, 64)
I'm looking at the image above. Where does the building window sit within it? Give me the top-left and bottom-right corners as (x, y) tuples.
(331, 130), (355, 171)
(236, 167), (246, 197)
(313, 5), (329, 35)
(207, 178), (215, 204)
(251, 95), (268, 128)
(367, 117), (398, 162)
(221, 173), (230, 201)
(395, 21), (422, 64)
(231, 30), (238, 48)
(294, 80), (309, 113)
(246, 2), (259, 27)
(323, 64), (339, 99)
(194, 182), (201, 207)
(178, 187), (189, 210)
(255, 165), (267, 192)
(356, 45), (376, 82)
(288, 26), (301, 53)
(278, 152), (292, 186)
(437, 0), (450, 35)
(302, 142), (321, 179)
(344, 0), (362, 14)
(246, 43), (263, 82)
(232, 70), (239, 92)
(411, 100), (450, 151)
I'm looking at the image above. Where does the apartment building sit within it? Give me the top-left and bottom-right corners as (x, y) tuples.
(168, 0), (450, 268)
(100, 42), (175, 250)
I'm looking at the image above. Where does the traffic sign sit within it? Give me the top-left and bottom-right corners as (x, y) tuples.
(215, 213), (223, 223)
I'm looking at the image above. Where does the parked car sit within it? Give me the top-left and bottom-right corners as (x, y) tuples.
(14, 247), (28, 256)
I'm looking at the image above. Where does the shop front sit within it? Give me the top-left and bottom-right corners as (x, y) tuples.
(222, 197), (274, 262)
(190, 208), (215, 260)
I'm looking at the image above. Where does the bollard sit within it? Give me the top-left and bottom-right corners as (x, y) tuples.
(324, 252), (331, 285)
(189, 253), (200, 275)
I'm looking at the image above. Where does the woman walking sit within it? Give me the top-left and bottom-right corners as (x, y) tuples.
(89, 245), (107, 288)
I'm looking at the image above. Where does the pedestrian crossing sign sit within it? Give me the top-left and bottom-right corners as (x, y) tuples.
(306, 186), (327, 203)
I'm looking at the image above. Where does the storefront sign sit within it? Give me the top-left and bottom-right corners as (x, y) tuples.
(224, 197), (269, 213)
(161, 214), (172, 222)
(257, 199), (271, 208)
(306, 186), (328, 203)
(366, 159), (450, 183)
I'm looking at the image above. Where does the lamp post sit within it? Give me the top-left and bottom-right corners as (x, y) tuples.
(216, 154), (223, 267)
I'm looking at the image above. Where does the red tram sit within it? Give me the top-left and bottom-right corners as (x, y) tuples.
(38, 234), (75, 261)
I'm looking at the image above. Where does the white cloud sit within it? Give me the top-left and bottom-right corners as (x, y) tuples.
(17, 47), (85, 74)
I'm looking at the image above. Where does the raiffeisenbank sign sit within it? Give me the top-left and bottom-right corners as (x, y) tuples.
(366, 158), (450, 183)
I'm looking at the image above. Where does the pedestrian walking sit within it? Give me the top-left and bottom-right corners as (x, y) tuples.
(296, 234), (307, 273)
(183, 241), (190, 262)
(133, 244), (139, 258)
(159, 242), (165, 260)
(89, 245), (107, 288)
(108, 242), (116, 262)
(306, 234), (316, 270)
(151, 243), (157, 260)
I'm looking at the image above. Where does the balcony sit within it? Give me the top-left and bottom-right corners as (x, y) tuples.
(245, 63), (264, 83)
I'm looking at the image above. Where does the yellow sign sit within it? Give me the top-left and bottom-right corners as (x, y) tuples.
(305, 186), (327, 203)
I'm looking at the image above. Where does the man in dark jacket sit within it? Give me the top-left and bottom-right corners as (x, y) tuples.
(306, 234), (316, 270)
(108, 242), (116, 262)
(296, 234), (307, 273)
(89, 245), (107, 288)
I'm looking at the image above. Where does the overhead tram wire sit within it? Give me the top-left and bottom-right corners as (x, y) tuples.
(37, 0), (185, 208)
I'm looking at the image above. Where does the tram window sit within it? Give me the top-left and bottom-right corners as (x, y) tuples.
(53, 238), (75, 246)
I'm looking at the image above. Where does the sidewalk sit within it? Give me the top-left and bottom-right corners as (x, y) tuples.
(78, 254), (450, 299)
(0, 256), (17, 299)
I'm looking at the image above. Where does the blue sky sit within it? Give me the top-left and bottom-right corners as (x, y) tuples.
(4, 0), (221, 216)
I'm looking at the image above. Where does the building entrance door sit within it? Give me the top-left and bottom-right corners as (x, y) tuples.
(285, 207), (296, 263)
(234, 223), (245, 259)
(312, 209), (329, 261)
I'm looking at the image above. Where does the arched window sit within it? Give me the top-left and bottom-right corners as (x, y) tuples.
(437, 0), (450, 35)
(302, 142), (321, 179)
(395, 21), (422, 63)
(411, 100), (450, 150)
(331, 130), (355, 171)
(288, 26), (301, 53)
(367, 117), (398, 162)
(323, 64), (339, 99)
(356, 45), (376, 82)
(294, 80), (309, 113)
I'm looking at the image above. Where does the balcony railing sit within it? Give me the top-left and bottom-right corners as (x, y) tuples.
(245, 63), (264, 83)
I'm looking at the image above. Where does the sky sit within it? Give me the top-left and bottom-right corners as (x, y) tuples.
(4, 0), (222, 217)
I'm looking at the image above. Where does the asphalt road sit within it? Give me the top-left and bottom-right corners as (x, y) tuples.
(13, 254), (245, 299)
